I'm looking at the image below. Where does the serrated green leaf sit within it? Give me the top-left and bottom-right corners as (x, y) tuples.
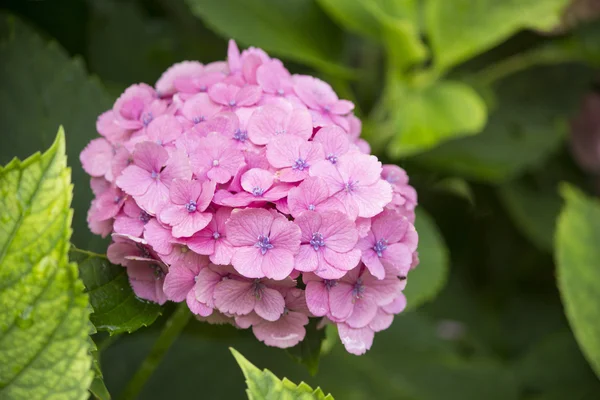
(403, 209), (449, 310)
(555, 183), (600, 379)
(414, 65), (594, 182)
(286, 319), (326, 375)
(0, 13), (113, 254)
(0, 129), (93, 399)
(384, 80), (487, 157)
(184, 0), (351, 77)
(70, 248), (162, 335)
(231, 348), (334, 399)
(425, 0), (570, 70)
(89, 336), (111, 400)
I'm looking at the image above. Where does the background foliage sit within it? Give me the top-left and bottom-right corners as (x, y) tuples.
(1, 0), (599, 399)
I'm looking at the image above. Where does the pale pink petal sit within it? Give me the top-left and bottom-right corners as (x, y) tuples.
(269, 216), (301, 253)
(330, 99), (354, 115)
(294, 245), (319, 272)
(381, 243), (412, 275)
(323, 248), (360, 273)
(345, 298), (378, 328)
(187, 290), (213, 316)
(80, 138), (113, 177)
(163, 264), (198, 302)
(143, 219), (174, 256)
(116, 165), (152, 196)
(171, 212), (213, 238)
(241, 168), (274, 194)
(320, 212), (358, 252)
(232, 246), (265, 278)
(285, 108), (313, 140)
(261, 249), (295, 280)
(305, 281), (329, 317)
(352, 180), (393, 218)
(235, 85), (262, 107)
(247, 104), (290, 145)
(266, 135), (304, 168)
(227, 208), (274, 246)
(337, 323), (374, 355)
(213, 278), (255, 315)
(328, 282), (354, 321)
(252, 311), (308, 348)
(254, 287), (285, 321)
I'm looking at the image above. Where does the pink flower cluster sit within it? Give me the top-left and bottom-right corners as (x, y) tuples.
(81, 40), (419, 355)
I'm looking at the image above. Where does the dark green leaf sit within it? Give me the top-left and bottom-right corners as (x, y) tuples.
(555, 183), (600, 378)
(286, 319), (326, 375)
(185, 0), (351, 76)
(90, 336), (112, 400)
(71, 248), (162, 335)
(403, 209), (449, 309)
(414, 65), (594, 182)
(425, 0), (570, 70)
(231, 348), (334, 399)
(0, 13), (113, 253)
(0, 129), (93, 399)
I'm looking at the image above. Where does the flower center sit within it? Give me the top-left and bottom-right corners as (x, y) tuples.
(142, 112), (153, 126)
(212, 231), (221, 240)
(324, 279), (337, 290)
(151, 170), (160, 180)
(212, 159), (220, 167)
(344, 180), (358, 193)
(152, 264), (165, 280)
(228, 100), (236, 107)
(139, 211), (151, 223)
(192, 116), (205, 124)
(136, 243), (152, 259)
(185, 200), (197, 213)
(292, 158), (309, 171)
(352, 278), (365, 300)
(373, 239), (388, 257)
(309, 232), (326, 251)
(113, 195), (122, 204)
(274, 129), (286, 135)
(233, 129), (248, 142)
(252, 279), (265, 299)
(276, 88), (285, 96)
(326, 154), (338, 164)
(308, 204), (316, 211)
(252, 187), (264, 197)
(254, 235), (273, 255)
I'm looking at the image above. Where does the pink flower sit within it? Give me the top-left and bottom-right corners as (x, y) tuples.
(193, 264), (237, 310)
(310, 154), (392, 220)
(214, 276), (295, 321)
(113, 83), (167, 131)
(286, 176), (344, 218)
(312, 126), (351, 165)
(80, 138), (115, 180)
(116, 142), (192, 214)
(127, 115), (184, 152)
(163, 259), (213, 316)
(220, 168), (293, 207)
(327, 266), (402, 328)
(113, 199), (151, 237)
(356, 210), (417, 279)
(247, 102), (312, 145)
(159, 179), (216, 237)
(382, 165), (417, 223)
(156, 61), (205, 97)
(88, 186), (126, 222)
(293, 75), (354, 131)
(227, 208), (301, 280)
(256, 59), (294, 97)
(184, 207), (235, 265)
(180, 93), (223, 127)
(295, 211), (360, 279)
(266, 135), (324, 182)
(237, 288), (310, 348)
(208, 83), (262, 109)
(97, 110), (129, 144)
(190, 132), (244, 184)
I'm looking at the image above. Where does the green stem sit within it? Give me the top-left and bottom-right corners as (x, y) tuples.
(97, 333), (122, 353)
(119, 303), (191, 400)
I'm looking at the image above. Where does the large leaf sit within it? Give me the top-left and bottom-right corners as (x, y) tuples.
(555, 184), (600, 378)
(316, 0), (426, 70)
(403, 209), (449, 310)
(499, 181), (561, 252)
(231, 348), (334, 399)
(71, 248), (162, 335)
(384, 80), (487, 157)
(425, 0), (570, 70)
(0, 129), (93, 399)
(185, 0), (350, 76)
(414, 65), (594, 182)
(0, 13), (113, 253)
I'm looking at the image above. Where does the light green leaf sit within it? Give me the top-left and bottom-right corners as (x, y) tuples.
(231, 348), (334, 399)
(0, 129), (93, 399)
(286, 319), (326, 376)
(0, 13), (113, 253)
(384, 80), (487, 157)
(414, 65), (594, 182)
(555, 183), (600, 378)
(185, 0), (351, 76)
(317, 0), (426, 70)
(71, 248), (162, 335)
(499, 181), (561, 252)
(403, 209), (449, 310)
(425, 0), (570, 70)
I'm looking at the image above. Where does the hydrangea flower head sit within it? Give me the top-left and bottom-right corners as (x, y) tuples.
(81, 40), (420, 355)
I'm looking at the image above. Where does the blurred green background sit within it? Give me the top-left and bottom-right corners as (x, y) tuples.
(1, 0), (600, 398)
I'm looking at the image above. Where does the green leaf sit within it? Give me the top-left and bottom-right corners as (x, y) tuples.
(403, 209), (449, 310)
(185, 0), (351, 76)
(286, 319), (326, 375)
(425, 0), (570, 70)
(0, 13), (113, 253)
(555, 183), (600, 379)
(384, 80), (487, 157)
(0, 129), (93, 399)
(90, 336), (111, 400)
(316, 0), (426, 70)
(231, 348), (334, 399)
(499, 181), (561, 252)
(414, 65), (594, 182)
(71, 248), (162, 335)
